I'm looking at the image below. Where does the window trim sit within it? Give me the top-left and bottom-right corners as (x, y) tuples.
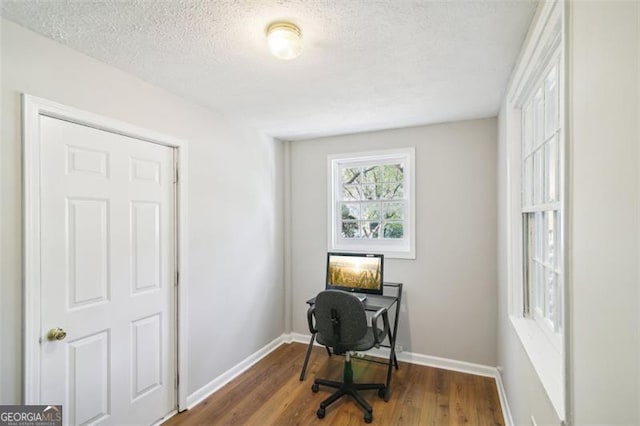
(327, 148), (416, 259)
(504, 0), (567, 421)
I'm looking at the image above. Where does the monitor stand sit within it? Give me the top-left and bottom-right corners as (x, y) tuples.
(355, 293), (367, 303)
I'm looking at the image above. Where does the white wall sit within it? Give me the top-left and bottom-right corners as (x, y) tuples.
(288, 119), (498, 366)
(569, 1), (639, 423)
(0, 19), (284, 402)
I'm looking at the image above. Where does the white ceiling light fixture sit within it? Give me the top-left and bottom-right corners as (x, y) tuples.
(266, 22), (302, 60)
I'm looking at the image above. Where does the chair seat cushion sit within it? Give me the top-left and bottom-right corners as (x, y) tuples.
(316, 326), (385, 352)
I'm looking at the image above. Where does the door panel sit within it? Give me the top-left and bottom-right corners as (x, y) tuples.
(131, 314), (162, 399)
(39, 115), (176, 425)
(131, 202), (161, 293)
(66, 145), (109, 177)
(67, 198), (110, 307)
(68, 331), (110, 425)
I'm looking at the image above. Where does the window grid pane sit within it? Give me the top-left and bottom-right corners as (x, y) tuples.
(545, 266), (555, 320)
(546, 136), (559, 203)
(362, 203), (380, 220)
(544, 65), (559, 139)
(535, 212), (543, 261)
(384, 202), (404, 220)
(342, 168), (361, 184)
(545, 212), (556, 267)
(524, 156), (533, 206)
(341, 221), (358, 238)
(554, 272), (562, 330)
(533, 149), (543, 205)
(341, 203), (359, 220)
(359, 221), (380, 239)
(523, 104), (533, 155)
(342, 184), (361, 200)
(535, 262), (544, 312)
(532, 88), (544, 146)
(383, 222), (404, 239)
(382, 182), (404, 199)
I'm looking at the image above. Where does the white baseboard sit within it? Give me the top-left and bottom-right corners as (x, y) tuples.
(396, 350), (497, 378)
(289, 332), (312, 344)
(186, 334), (287, 409)
(289, 332), (495, 377)
(288, 332), (513, 425)
(494, 369), (514, 426)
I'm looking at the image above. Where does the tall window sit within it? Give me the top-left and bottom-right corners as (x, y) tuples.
(506, 1), (564, 418)
(328, 148), (415, 259)
(521, 59), (563, 348)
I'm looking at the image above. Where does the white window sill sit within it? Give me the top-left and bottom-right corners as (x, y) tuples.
(510, 316), (565, 420)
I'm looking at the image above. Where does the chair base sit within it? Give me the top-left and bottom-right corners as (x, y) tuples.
(312, 376), (386, 423)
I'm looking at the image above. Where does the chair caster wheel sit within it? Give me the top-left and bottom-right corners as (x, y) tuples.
(311, 383), (319, 393)
(317, 408), (325, 418)
(364, 412), (373, 423)
(378, 387), (386, 399)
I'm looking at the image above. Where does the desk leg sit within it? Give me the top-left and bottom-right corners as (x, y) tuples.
(384, 334), (396, 401)
(391, 284), (402, 372)
(382, 282), (403, 399)
(300, 333), (316, 381)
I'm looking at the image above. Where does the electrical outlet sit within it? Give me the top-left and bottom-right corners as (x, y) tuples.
(395, 344), (403, 353)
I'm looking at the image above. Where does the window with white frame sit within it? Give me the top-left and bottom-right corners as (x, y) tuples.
(505, 1), (565, 418)
(521, 57), (563, 350)
(328, 148), (415, 259)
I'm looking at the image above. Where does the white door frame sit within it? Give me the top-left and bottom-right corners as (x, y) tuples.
(22, 94), (189, 411)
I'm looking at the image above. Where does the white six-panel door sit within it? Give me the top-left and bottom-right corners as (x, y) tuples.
(38, 115), (176, 425)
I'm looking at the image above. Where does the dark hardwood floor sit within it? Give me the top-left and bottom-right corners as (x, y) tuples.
(164, 342), (504, 425)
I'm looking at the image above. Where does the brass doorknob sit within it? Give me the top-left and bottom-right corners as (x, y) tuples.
(47, 327), (67, 341)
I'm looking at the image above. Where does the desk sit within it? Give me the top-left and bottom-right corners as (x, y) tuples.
(300, 283), (403, 400)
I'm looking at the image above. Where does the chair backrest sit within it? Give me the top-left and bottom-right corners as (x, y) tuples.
(314, 290), (367, 351)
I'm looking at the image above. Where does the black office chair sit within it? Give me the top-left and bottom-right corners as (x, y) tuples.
(307, 290), (390, 423)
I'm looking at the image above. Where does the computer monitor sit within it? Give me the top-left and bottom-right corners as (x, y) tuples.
(326, 252), (384, 295)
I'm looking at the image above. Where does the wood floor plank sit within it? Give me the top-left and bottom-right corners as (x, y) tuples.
(164, 343), (504, 425)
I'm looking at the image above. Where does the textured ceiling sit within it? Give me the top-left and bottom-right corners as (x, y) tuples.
(1, 0), (537, 140)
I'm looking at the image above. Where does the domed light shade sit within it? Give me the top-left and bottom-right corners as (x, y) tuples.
(267, 22), (302, 60)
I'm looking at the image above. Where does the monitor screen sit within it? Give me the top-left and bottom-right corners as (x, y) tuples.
(326, 252), (384, 295)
